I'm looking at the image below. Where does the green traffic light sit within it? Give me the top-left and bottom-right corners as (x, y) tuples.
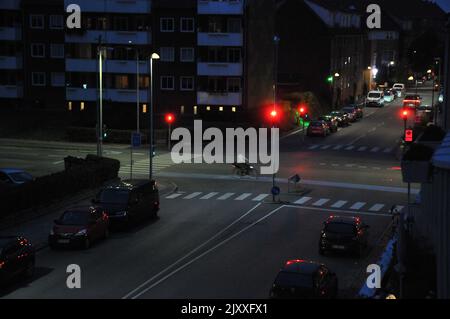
(327, 76), (333, 83)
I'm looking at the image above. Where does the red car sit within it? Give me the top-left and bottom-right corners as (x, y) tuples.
(49, 206), (109, 250)
(307, 121), (330, 137)
(403, 94), (422, 109)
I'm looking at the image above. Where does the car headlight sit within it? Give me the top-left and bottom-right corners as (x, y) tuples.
(75, 229), (88, 236)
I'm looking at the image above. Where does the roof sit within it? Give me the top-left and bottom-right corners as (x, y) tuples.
(432, 132), (450, 170)
(327, 215), (360, 224)
(282, 260), (321, 274)
(105, 179), (153, 191)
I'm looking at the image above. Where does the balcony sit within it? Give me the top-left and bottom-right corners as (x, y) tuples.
(66, 58), (149, 74)
(198, 32), (243, 47)
(66, 87), (149, 103)
(197, 91), (242, 106)
(198, 0), (244, 15)
(0, 85), (22, 99)
(0, 0), (20, 10)
(0, 56), (22, 70)
(64, 0), (151, 13)
(0, 27), (21, 41)
(198, 62), (242, 76)
(66, 30), (151, 45)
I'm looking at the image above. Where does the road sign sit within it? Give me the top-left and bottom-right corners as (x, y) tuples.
(271, 186), (281, 196)
(405, 130), (413, 143)
(131, 132), (142, 148)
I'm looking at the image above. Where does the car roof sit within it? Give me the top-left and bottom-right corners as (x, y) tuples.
(64, 206), (95, 214)
(104, 179), (154, 191)
(0, 236), (20, 247)
(326, 215), (360, 225)
(0, 168), (26, 174)
(282, 260), (321, 274)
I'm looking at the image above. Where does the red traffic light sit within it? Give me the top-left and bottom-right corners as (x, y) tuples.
(405, 129), (413, 142)
(401, 110), (409, 119)
(270, 110), (278, 118)
(165, 113), (175, 124)
(299, 105), (307, 115)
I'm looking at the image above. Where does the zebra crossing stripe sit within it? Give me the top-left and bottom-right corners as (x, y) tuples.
(331, 200), (347, 208)
(252, 194), (269, 201)
(321, 145), (331, 150)
(235, 193), (252, 201)
(369, 204), (385, 212)
(371, 147), (380, 152)
(383, 148), (393, 153)
(166, 193), (183, 199)
(333, 145), (343, 150)
(345, 146), (355, 151)
(350, 202), (366, 210)
(313, 198), (330, 206)
(294, 197), (312, 205)
(200, 192), (219, 200)
(309, 145), (320, 150)
(184, 192), (202, 200)
(217, 193), (235, 200)
(358, 146), (368, 151)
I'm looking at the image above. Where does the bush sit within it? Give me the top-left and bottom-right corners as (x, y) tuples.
(403, 143), (434, 161)
(0, 155), (120, 220)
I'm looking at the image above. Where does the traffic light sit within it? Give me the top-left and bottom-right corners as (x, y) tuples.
(165, 113), (175, 124)
(102, 124), (108, 139)
(401, 109), (409, 120)
(327, 76), (333, 83)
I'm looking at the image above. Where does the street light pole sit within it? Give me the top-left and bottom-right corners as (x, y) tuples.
(97, 36), (104, 158)
(149, 53), (160, 181)
(136, 50), (140, 134)
(273, 35), (280, 202)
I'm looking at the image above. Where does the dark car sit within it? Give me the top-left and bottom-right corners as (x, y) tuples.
(341, 107), (358, 122)
(307, 121), (330, 137)
(317, 116), (338, 133)
(49, 206), (109, 250)
(0, 236), (35, 286)
(330, 111), (350, 127)
(0, 168), (33, 187)
(93, 180), (160, 226)
(270, 260), (338, 299)
(319, 215), (369, 257)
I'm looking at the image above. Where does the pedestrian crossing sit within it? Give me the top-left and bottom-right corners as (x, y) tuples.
(164, 191), (404, 213)
(306, 143), (396, 155)
(119, 153), (175, 177)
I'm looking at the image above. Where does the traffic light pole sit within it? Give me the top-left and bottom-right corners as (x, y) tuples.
(97, 36), (103, 158)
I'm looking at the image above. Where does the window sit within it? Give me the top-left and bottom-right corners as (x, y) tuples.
(181, 17), (194, 32)
(50, 44), (64, 58)
(161, 76), (175, 90)
(227, 18), (241, 33)
(32, 72), (46, 86)
(49, 15), (63, 29)
(227, 78), (241, 92)
(160, 47), (175, 62)
(51, 72), (65, 87)
(180, 77), (194, 91)
(68, 101), (72, 111)
(180, 48), (194, 62)
(227, 48), (241, 63)
(115, 75), (129, 89)
(30, 15), (44, 29)
(80, 102), (85, 111)
(160, 18), (174, 32)
(31, 43), (45, 58)
(114, 16), (129, 31)
(193, 105), (198, 115)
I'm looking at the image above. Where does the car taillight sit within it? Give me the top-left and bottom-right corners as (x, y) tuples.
(0, 260), (5, 269)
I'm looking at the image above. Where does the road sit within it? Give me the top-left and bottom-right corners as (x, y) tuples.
(0, 86), (434, 299)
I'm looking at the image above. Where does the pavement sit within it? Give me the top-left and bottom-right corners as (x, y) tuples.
(0, 86), (434, 299)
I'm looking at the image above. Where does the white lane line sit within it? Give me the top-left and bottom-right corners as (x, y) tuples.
(252, 194), (269, 201)
(383, 148), (393, 153)
(350, 202), (366, 210)
(369, 204), (385, 212)
(166, 193), (183, 199)
(319, 163), (327, 166)
(309, 145), (320, 150)
(331, 164), (340, 167)
(183, 192), (202, 200)
(122, 202), (264, 299)
(345, 164), (356, 167)
(235, 193), (252, 201)
(358, 166), (368, 169)
(312, 198), (330, 207)
(200, 192), (219, 200)
(358, 146), (368, 152)
(371, 147), (380, 153)
(294, 197), (312, 205)
(345, 146), (355, 151)
(52, 161), (64, 165)
(321, 145), (331, 150)
(331, 200), (348, 208)
(217, 193), (235, 200)
(333, 145), (343, 150)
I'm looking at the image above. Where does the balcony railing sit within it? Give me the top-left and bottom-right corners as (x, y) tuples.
(66, 87), (149, 103)
(0, 0), (20, 10)
(0, 85), (23, 98)
(66, 58), (149, 74)
(198, 32), (243, 47)
(197, 91), (242, 106)
(64, 0), (151, 13)
(198, 0), (244, 15)
(66, 30), (151, 45)
(0, 56), (22, 70)
(0, 27), (21, 41)
(198, 62), (242, 76)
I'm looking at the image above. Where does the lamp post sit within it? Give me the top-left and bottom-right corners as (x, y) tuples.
(272, 35), (280, 202)
(149, 52), (160, 181)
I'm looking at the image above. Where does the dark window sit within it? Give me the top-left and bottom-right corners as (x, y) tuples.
(181, 17), (194, 32)
(325, 223), (356, 234)
(98, 189), (130, 204)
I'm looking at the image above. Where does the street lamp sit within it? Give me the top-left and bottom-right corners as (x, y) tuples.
(149, 52), (160, 181)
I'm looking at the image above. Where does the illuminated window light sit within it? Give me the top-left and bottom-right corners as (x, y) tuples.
(68, 101), (72, 111)
(219, 106), (224, 112)
(232, 107), (236, 113)
(193, 105), (198, 115)
(80, 102), (85, 111)
(206, 106), (211, 111)
(143, 104), (147, 113)
(180, 105), (185, 114)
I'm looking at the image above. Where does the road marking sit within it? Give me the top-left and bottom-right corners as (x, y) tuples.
(166, 193), (184, 199)
(284, 204), (391, 217)
(235, 193), (252, 201)
(312, 198), (330, 207)
(333, 145), (343, 150)
(369, 204), (385, 212)
(253, 194), (269, 201)
(217, 193), (235, 200)
(331, 200), (347, 208)
(309, 145), (320, 150)
(345, 146), (355, 151)
(371, 147), (380, 152)
(383, 147), (393, 153)
(122, 202), (264, 299)
(350, 202), (366, 210)
(358, 146), (368, 152)
(345, 164), (356, 167)
(294, 197), (312, 205)
(331, 164), (339, 167)
(200, 192), (219, 200)
(321, 145), (331, 150)
(52, 161), (64, 165)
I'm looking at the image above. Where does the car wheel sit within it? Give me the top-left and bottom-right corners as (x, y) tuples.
(24, 260), (35, 278)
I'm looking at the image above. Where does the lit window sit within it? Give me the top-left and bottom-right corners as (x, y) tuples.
(80, 102), (85, 111)
(180, 105), (185, 114)
(219, 106), (224, 112)
(232, 107), (236, 113)
(143, 104), (147, 113)
(206, 106), (211, 111)
(68, 101), (72, 111)
(193, 105), (198, 115)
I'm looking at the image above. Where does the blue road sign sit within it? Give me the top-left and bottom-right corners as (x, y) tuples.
(131, 132), (141, 148)
(271, 186), (281, 196)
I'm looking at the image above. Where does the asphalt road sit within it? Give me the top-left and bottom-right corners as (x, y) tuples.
(0, 86), (433, 299)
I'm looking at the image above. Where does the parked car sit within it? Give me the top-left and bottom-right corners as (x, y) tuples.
(392, 83), (405, 97)
(415, 105), (434, 126)
(307, 121), (330, 137)
(383, 90), (395, 103)
(366, 91), (384, 107)
(329, 111), (350, 127)
(0, 236), (35, 286)
(0, 168), (33, 187)
(317, 115), (338, 133)
(344, 104), (364, 119)
(319, 215), (369, 257)
(269, 259), (338, 299)
(341, 107), (358, 122)
(403, 94), (422, 109)
(93, 180), (160, 227)
(49, 206), (109, 250)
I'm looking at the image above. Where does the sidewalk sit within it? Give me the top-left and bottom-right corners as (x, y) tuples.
(0, 138), (130, 151)
(0, 180), (176, 251)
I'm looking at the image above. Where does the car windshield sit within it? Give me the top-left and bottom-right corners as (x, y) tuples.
(98, 189), (130, 204)
(342, 108), (354, 112)
(368, 93), (381, 98)
(275, 272), (313, 288)
(405, 95), (418, 100)
(325, 223), (356, 234)
(59, 210), (91, 226)
(8, 172), (33, 183)
(310, 122), (323, 127)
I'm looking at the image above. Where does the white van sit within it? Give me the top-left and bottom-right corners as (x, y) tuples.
(392, 83), (405, 97)
(366, 91), (384, 107)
